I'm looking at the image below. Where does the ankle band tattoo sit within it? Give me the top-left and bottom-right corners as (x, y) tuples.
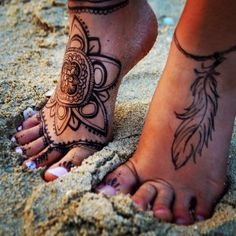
(172, 32), (236, 170)
(41, 15), (121, 151)
(68, 0), (129, 15)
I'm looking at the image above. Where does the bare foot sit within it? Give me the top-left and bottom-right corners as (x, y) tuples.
(13, 0), (157, 181)
(97, 31), (236, 224)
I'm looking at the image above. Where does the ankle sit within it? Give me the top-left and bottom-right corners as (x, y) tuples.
(67, 0), (158, 76)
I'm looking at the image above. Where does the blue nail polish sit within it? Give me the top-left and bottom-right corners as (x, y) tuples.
(25, 160), (36, 170)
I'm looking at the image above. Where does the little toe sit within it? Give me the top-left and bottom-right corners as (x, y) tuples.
(23, 145), (63, 170)
(21, 113), (41, 130)
(15, 124), (43, 145)
(96, 161), (138, 197)
(19, 136), (49, 157)
(194, 197), (214, 222)
(152, 181), (174, 222)
(131, 182), (156, 210)
(173, 191), (195, 225)
(44, 146), (95, 181)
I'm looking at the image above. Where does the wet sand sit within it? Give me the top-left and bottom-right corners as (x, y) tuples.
(0, 0), (235, 235)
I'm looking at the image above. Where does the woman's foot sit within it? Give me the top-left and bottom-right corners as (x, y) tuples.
(13, 0), (157, 181)
(97, 29), (236, 224)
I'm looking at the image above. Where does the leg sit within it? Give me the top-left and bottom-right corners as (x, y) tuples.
(13, 0), (157, 181)
(97, 0), (236, 224)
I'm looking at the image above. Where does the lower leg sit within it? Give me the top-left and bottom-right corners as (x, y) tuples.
(97, 0), (236, 225)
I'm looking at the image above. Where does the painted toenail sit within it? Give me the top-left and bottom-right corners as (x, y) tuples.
(196, 215), (205, 221)
(25, 160), (36, 170)
(17, 126), (22, 131)
(45, 88), (55, 98)
(97, 185), (117, 197)
(176, 218), (187, 225)
(47, 167), (68, 177)
(11, 136), (16, 142)
(23, 107), (37, 120)
(15, 147), (23, 154)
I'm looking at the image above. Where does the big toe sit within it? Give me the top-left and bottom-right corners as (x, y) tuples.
(96, 161), (138, 196)
(44, 146), (95, 182)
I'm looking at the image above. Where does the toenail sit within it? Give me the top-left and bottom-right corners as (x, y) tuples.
(45, 88), (55, 98)
(196, 215), (205, 222)
(97, 185), (117, 197)
(15, 147), (23, 154)
(25, 160), (36, 170)
(176, 218), (187, 225)
(23, 107), (37, 120)
(17, 126), (22, 131)
(11, 136), (16, 143)
(154, 208), (169, 217)
(47, 167), (68, 178)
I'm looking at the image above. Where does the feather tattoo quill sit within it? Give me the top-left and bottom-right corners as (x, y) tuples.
(171, 32), (236, 170)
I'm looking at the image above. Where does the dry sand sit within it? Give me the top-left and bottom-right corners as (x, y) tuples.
(0, 0), (235, 235)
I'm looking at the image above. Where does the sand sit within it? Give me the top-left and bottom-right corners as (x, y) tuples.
(0, 0), (235, 235)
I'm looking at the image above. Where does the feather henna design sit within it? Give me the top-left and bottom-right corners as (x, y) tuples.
(172, 32), (236, 170)
(172, 58), (223, 169)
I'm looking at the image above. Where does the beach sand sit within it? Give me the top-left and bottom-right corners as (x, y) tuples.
(0, 0), (235, 235)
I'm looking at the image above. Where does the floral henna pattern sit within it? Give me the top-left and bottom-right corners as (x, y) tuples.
(41, 16), (121, 151)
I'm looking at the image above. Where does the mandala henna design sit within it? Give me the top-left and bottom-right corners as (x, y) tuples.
(68, 0), (129, 15)
(41, 16), (121, 151)
(172, 32), (236, 170)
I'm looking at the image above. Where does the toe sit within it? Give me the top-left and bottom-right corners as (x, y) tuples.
(152, 181), (174, 222)
(23, 145), (63, 170)
(15, 124), (43, 145)
(96, 160), (138, 196)
(44, 146), (95, 182)
(131, 182), (156, 210)
(21, 113), (41, 130)
(194, 197), (214, 222)
(19, 136), (49, 157)
(173, 191), (195, 225)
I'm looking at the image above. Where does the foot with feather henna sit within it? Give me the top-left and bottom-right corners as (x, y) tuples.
(97, 2), (236, 223)
(13, 0), (157, 181)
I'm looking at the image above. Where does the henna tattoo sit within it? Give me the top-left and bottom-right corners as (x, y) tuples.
(34, 146), (67, 167)
(38, 125), (44, 136)
(44, 16), (121, 138)
(34, 148), (52, 166)
(59, 161), (75, 172)
(68, 0), (129, 15)
(171, 32), (236, 170)
(40, 15), (121, 153)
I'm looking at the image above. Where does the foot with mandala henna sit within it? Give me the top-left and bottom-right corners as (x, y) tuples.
(13, 0), (157, 181)
(97, 0), (236, 225)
